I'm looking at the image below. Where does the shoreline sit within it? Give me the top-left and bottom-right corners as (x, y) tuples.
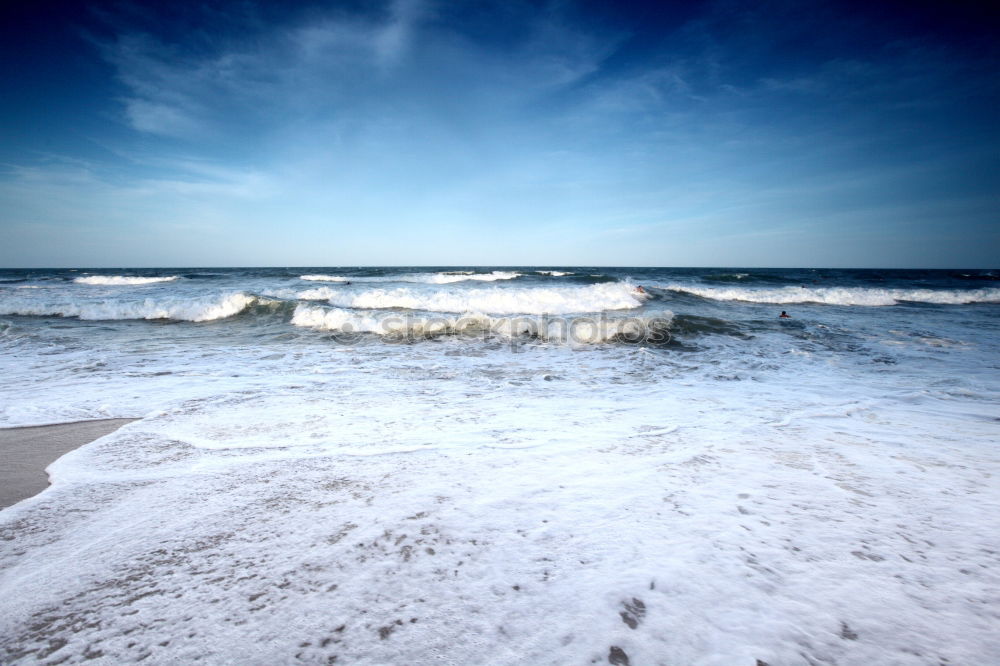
(0, 418), (138, 509)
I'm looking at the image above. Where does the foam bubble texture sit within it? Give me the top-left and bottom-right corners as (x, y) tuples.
(662, 284), (1000, 306)
(318, 283), (646, 315)
(74, 275), (179, 285)
(0, 292), (256, 321)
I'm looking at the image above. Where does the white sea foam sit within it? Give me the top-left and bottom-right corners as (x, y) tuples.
(300, 271), (521, 284)
(300, 274), (352, 282)
(312, 283), (646, 315)
(536, 270), (573, 276)
(293, 287), (342, 300)
(291, 304), (671, 343)
(662, 284), (1000, 306)
(424, 270), (521, 283)
(74, 275), (179, 285)
(2, 267), (999, 665)
(2, 339), (998, 664)
(0, 292), (256, 322)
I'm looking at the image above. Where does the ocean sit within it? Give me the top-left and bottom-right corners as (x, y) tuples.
(1, 266), (999, 664)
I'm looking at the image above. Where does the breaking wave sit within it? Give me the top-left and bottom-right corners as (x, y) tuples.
(74, 275), (180, 285)
(297, 283), (647, 315)
(0, 292), (257, 322)
(662, 285), (1000, 306)
(300, 274), (353, 282)
(291, 304), (672, 344)
(424, 271), (521, 284)
(300, 271), (521, 284)
(292, 287), (346, 301)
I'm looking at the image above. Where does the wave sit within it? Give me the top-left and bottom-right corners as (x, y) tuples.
(660, 284), (1000, 306)
(0, 292), (257, 322)
(292, 304), (672, 343)
(702, 273), (750, 282)
(75, 275), (179, 286)
(566, 273), (617, 284)
(292, 287), (345, 301)
(700, 272), (802, 285)
(953, 272), (999, 282)
(300, 271), (521, 285)
(423, 271), (521, 284)
(670, 313), (750, 338)
(297, 283), (647, 315)
(300, 274), (352, 282)
(536, 270), (573, 277)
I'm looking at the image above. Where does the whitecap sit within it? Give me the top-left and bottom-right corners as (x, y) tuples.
(74, 275), (179, 285)
(291, 304), (670, 343)
(661, 284), (1000, 306)
(299, 274), (352, 282)
(314, 283), (647, 315)
(0, 292), (257, 322)
(300, 271), (521, 284)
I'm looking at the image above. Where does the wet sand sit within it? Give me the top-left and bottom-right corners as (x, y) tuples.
(0, 419), (138, 509)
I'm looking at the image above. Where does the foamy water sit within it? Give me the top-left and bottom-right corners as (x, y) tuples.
(0, 290), (257, 321)
(658, 283), (1000, 306)
(300, 270), (522, 284)
(74, 274), (180, 285)
(290, 282), (645, 315)
(1, 267), (998, 664)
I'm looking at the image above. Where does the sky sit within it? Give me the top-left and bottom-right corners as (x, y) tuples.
(0, 0), (997, 268)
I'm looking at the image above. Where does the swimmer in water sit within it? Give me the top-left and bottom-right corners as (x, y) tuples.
(635, 286), (646, 294)
(779, 311), (791, 318)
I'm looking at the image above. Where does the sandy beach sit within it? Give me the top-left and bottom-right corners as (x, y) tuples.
(0, 419), (137, 509)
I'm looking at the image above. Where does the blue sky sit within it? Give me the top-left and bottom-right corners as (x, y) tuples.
(0, 0), (997, 268)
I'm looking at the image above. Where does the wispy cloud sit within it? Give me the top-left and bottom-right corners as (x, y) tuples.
(1, 0), (996, 266)
(98, 1), (617, 145)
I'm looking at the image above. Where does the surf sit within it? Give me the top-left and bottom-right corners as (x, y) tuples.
(74, 275), (180, 285)
(0, 291), (258, 322)
(658, 284), (1000, 306)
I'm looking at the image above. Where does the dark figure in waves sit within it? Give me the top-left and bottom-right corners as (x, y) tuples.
(779, 311), (791, 318)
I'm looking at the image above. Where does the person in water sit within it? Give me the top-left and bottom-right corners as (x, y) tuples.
(635, 286), (646, 294)
(779, 311), (791, 318)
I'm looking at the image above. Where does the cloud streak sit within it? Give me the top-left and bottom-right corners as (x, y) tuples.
(1, 0), (997, 267)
